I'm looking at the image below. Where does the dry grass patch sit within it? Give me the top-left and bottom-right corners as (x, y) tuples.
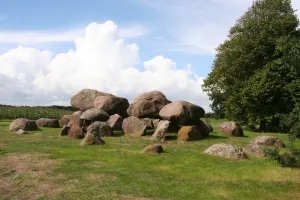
(0, 153), (65, 200)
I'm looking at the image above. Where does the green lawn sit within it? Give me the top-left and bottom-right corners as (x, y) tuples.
(1, 119), (300, 200)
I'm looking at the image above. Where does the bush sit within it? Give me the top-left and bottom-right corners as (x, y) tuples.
(264, 135), (300, 168)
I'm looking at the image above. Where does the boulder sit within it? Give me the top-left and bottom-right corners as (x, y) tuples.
(250, 136), (285, 148)
(142, 144), (163, 154)
(86, 121), (113, 137)
(72, 111), (82, 117)
(59, 115), (72, 127)
(243, 144), (266, 157)
(151, 120), (171, 141)
(159, 100), (205, 125)
(219, 122), (244, 137)
(81, 132), (105, 146)
(9, 118), (38, 131)
(80, 108), (109, 122)
(122, 116), (147, 136)
(93, 95), (129, 117)
(70, 89), (112, 111)
(15, 129), (28, 135)
(68, 117), (84, 139)
(177, 124), (209, 143)
(196, 120), (211, 137)
(106, 114), (123, 130)
(203, 121), (213, 132)
(61, 126), (70, 136)
(153, 119), (160, 129)
(141, 118), (154, 129)
(205, 144), (247, 159)
(127, 91), (171, 118)
(36, 118), (60, 128)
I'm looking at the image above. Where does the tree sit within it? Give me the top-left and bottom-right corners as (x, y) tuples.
(202, 0), (300, 131)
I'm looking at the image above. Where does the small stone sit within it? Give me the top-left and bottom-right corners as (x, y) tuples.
(142, 144), (163, 154)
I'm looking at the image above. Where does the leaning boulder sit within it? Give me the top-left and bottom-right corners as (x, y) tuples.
(36, 118), (60, 128)
(151, 120), (171, 141)
(159, 100), (205, 125)
(106, 114), (123, 130)
(9, 118), (38, 131)
(219, 122), (244, 137)
(68, 117), (84, 139)
(205, 143), (247, 159)
(70, 89), (112, 111)
(127, 91), (171, 118)
(250, 136), (285, 148)
(153, 119), (160, 129)
(93, 95), (129, 117)
(243, 144), (266, 157)
(80, 108), (109, 122)
(142, 144), (163, 154)
(122, 116), (147, 136)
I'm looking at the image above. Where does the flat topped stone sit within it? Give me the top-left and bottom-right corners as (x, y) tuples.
(159, 100), (205, 125)
(71, 89), (112, 111)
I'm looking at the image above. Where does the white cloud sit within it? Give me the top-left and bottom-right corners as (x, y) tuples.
(0, 24), (149, 45)
(0, 21), (210, 111)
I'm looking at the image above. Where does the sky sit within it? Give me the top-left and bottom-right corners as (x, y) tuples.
(0, 0), (300, 112)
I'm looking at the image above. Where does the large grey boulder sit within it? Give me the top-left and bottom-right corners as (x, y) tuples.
(93, 95), (129, 117)
(159, 100), (205, 125)
(106, 114), (123, 130)
(127, 91), (171, 118)
(205, 144), (247, 159)
(243, 144), (266, 157)
(122, 116), (146, 136)
(250, 136), (285, 148)
(36, 118), (60, 128)
(86, 121), (113, 137)
(9, 118), (38, 131)
(80, 108), (109, 122)
(151, 120), (171, 141)
(70, 89), (112, 111)
(219, 122), (244, 137)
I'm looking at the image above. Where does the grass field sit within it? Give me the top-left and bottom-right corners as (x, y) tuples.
(1, 118), (300, 200)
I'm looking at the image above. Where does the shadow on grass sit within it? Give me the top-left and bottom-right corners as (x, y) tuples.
(112, 131), (125, 137)
(206, 135), (228, 140)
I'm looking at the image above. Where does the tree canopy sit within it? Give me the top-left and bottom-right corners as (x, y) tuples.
(202, 0), (300, 132)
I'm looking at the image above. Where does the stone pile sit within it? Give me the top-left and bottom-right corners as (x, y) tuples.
(60, 89), (212, 145)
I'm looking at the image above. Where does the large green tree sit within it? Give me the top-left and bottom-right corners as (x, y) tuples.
(203, 0), (300, 131)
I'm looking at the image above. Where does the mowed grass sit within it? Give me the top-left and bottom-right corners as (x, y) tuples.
(1, 119), (300, 200)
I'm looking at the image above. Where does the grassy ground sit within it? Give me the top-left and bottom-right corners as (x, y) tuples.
(0, 119), (300, 200)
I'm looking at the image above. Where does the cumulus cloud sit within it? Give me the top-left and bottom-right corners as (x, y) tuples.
(0, 21), (210, 111)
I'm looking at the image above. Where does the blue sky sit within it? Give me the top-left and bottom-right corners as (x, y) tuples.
(0, 0), (299, 109)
